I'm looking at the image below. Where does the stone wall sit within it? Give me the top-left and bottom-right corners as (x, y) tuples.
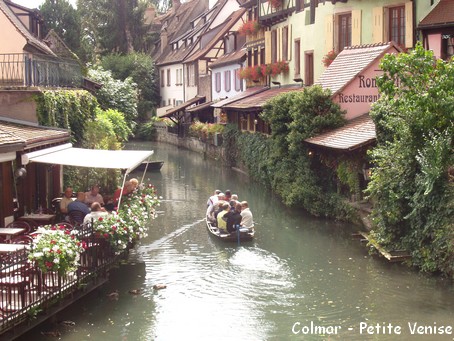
(155, 122), (225, 161)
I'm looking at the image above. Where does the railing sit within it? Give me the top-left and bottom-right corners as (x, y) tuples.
(0, 53), (83, 88)
(0, 225), (123, 335)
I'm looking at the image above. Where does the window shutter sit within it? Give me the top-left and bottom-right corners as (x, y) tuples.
(288, 24), (292, 61)
(324, 15), (334, 53)
(352, 10), (361, 46)
(372, 7), (383, 43)
(278, 27), (282, 61)
(405, 1), (413, 48)
(265, 31), (272, 64)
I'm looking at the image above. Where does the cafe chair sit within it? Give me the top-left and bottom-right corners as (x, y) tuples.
(10, 235), (33, 245)
(5, 221), (32, 234)
(68, 210), (86, 227)
(0, 249), (39, 313)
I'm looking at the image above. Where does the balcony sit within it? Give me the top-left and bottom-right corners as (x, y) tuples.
(259, 0), (296, 26)
(0, 53), (83, 89)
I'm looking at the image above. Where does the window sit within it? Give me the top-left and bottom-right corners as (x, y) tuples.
(338, 13), (351, 52)
(271, 30), (278, 63)
(389, 6), (405, 46)
(234, 68), (242, 91)
(166, 69), (171, 86)
(253, 48), (258, 66)
(224, 70), (231, 92)
(294, 39), (301, 76)
(282, 26), (289, 61)
(304, 51), (314, 86)
(187, 64), (196, 86)
(160, 70), (165, 87)
(215, 72), (221, 93)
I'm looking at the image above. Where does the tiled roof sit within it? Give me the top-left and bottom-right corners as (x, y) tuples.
(0, 119), (70, 150)
(223, 85), (303, 110)
(316, 42), (400, 96)
(211, 86), (268, 108)
(187, 100), (215, 112)
(154, 0), (209, 65)
(184, 8), (246, 63)
(419, 0), (454, 28)
(158, 96), (206, 117)
(0, 129), (24, 151)
(209, 49), (246, 69)
(0, 1), (56, 56)
(305, 114), (376, 151)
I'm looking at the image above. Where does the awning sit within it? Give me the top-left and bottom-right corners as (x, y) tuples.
(211, 87), (268, 108)
(304, 114), (376, 151)
(156, 105), (174, 118)
(21, 143), (154, 174)
(159, 96), (206, 118)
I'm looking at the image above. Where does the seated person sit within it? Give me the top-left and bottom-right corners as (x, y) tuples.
(206, 192), (224, 224)
(207, 189), (221, 207)
(129, 178), (139, 191)
(216, 203), (230, 233)
(83, 202), (109, 227)
(59, 187), (74, 214)
(224, 189), (232, 202)
(113, 181), (132, 206)
(68, 192), (90, 216)
(240, 201), (254, 229)
(225, 203), (242, 233)
(85, 185), (104, 206)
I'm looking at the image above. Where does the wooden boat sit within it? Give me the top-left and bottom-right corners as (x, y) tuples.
(135, 160), (164, 171)
(205, 219), (254, 242)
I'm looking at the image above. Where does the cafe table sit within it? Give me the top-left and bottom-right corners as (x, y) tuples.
(18, 213), (56, 226)
(0, 228), (26, 241)
(0, 243), (28, 253)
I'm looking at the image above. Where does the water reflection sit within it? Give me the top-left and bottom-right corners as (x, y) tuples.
(17, 141), (454, 341)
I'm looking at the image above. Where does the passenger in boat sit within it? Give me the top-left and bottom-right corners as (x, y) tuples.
(225, 203), (242, 233)
(68, 192), (90, 215)
(83, 202), (109, 227)
(206, 192), (224, 224)
(207, 189), (221, 207)
(59, 187), (74, 214)
(84, 185), (104, 206)
(217, 202), (230, 233)
(224, 189), (232, 202)
(229, 194), (239, 211)
(240, 201), (254, 229)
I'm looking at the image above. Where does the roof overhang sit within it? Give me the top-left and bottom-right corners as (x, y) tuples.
(21, 143), (154, 174)
(304, 114), (376, 152)
(156, 105), (174, 117)
(160, 96), (206, 118)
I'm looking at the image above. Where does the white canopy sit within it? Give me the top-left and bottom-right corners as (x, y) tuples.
(22, 143), (154, 174)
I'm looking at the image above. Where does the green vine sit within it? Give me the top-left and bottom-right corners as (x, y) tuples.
(35, 90), (98, 146)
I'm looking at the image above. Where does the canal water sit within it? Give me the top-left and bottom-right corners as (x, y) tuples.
(19, 142), (454, 341)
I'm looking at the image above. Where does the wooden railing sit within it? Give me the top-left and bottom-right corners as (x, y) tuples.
(0, 53), (83, 88)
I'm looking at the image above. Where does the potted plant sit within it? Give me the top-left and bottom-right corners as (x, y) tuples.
(322, 50), (338, 67)
(29, 225), (86, 275)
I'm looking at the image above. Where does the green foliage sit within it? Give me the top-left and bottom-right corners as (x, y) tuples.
(189, 121), (224, 139)
(224, 87), (354, 220)
(336, 159), (361, 197)
(87, 66), (139, 131)
(40, 0), (82, 59)
(77, 0), (151, 57)
(101, 53), (160, 121)
(368, 43), (454, 277)
(136, 117), (158, 141)
(35, 90), (98, 145)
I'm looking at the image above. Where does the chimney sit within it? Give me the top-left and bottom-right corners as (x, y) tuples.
(161, 29), (168, 54)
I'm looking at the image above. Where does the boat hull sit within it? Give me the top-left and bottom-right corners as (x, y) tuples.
(205, 219), (254, 242)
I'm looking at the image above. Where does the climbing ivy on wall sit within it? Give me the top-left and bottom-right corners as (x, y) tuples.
(35, 90), (98, 146)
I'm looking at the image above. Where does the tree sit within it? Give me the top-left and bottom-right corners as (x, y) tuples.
(39, 0), (82, 58)
(367, 43), (454, 276)
(87, 66), (139, 131)
(77, 0), (151, 58)
(101, 53), (159, 122)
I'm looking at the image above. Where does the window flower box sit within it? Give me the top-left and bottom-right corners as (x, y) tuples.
(238, 20), (261, 35)
(239, 61), (289, 81)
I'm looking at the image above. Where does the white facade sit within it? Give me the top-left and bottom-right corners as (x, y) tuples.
(211, 62), (245, 101)
(159, 63), (184, 107)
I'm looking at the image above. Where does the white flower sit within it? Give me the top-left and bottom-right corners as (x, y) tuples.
(54, 257), (60, 264)
(52, 245), (59, 252)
